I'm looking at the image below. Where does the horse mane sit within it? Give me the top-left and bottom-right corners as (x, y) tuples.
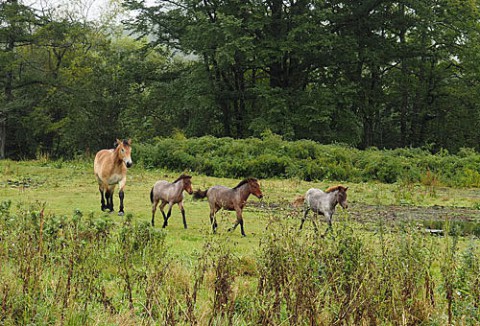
(173, 174), (192, 183)
(114, 139), (131, 149)
(234, 178), (257, 189)
(325, 185), (347, 193)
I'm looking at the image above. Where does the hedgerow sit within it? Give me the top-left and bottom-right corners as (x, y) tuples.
(133, 133), (480, 187)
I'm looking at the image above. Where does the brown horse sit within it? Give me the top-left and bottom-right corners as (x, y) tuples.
(297, 185), (348, 232)
(150, 174), (193, 228)
(193, 178), (263, 236)
(94, 139), (133, 216)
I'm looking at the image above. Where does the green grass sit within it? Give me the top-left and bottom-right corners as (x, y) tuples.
(1, 159), (479, 325)
(0, 160), (284, 258)
(2, 159), (479, 211)
(1, 159), (479, 256)
(0, 159), (477, 267)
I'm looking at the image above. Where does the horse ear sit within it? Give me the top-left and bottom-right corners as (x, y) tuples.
(344, 187), (348, 191)
(127, 139), (132, 145)
(114, 139), (120, 148)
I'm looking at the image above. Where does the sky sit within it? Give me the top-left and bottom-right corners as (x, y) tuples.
(26, 0), (128, 22)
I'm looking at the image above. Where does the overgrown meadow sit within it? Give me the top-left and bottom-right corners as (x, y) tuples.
(1, 138), (480, 325)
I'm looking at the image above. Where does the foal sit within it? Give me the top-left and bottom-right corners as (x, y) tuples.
(94, 139), (133, 216)
(150, 174), (193, 228)
(193, 178), (263, 236)
(298, 185), (348, 231)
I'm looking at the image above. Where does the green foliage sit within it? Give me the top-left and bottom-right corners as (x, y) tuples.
(6, 0), (480, 159)
(0, 198), (479, 324)
(135, 136), (480, 187)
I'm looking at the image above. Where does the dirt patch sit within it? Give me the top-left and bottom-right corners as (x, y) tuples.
(1, 178), (46, 189)
(348, 204), (480, 224)
(248, 201), (480, 223)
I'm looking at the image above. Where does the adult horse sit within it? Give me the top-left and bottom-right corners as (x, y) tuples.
(150, 174), (193, 228)
(94, 139), (133, 216)
(193, 178), (263, 237)
(297, 185), (348, 232)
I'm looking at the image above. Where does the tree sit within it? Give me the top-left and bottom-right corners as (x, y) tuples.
(0, 0), (37, 158)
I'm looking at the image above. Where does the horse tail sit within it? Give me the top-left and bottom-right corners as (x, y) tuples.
(292, 195), (305, 208)
(193, 189), (208, 200)
(150, 187), (154, 203)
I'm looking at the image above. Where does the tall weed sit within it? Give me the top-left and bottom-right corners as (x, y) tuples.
(0, 201), (479, 324)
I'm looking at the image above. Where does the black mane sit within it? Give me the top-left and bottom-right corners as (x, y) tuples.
(233, 178), (257, 189)
(173, 174), (192, 183)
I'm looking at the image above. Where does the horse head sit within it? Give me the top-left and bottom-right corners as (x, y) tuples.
(248, 178), (263, 199)
(115, 139), (133, 168)
(326, 185), (348, 209)
(337, 186), (348, 209)
(182, 175), (193, 195)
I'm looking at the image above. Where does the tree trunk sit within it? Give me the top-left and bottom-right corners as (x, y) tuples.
(268, 0), (285, 89)
(233, 55), (246, 138)
(0, 117), (5, 159)
(399, 4), (409, 147)
(1, 0), (19, 159)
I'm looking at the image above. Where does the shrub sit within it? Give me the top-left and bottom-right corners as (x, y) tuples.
(134, 135), (480, 186)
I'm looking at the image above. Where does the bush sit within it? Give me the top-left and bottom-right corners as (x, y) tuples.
(134, 135), (480, 186)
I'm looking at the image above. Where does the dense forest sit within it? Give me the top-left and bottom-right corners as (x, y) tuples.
(2, 0), (480, 159)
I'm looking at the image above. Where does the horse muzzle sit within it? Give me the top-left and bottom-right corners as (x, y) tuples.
(125, 161), (133, 168)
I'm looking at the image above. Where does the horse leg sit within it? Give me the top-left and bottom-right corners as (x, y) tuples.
(324, 213), (333, 235)
(118, 178), (126, 216)
(239, 216), (246, 237)
(118, 190), (125, 216)
(210, 212), (216, 233)
(99, 185), (107, 211)
(159, 201), (168, 228)
(327, 214), (333, 228)
(229, 208), (246, 236)
(163, 203), (173, 228)
(151, 198), (159, 227)
(299, 207), (310, 230)
(110, 190), (115, 212)
(209, 206), (218, 233)
(105, 188), (114, 212)
(311, 212), (319, 233)
(178, 201), (187, 229)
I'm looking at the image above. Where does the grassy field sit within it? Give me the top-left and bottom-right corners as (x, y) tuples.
(2, 158), (480, 215)
(1, 159), (479, 325)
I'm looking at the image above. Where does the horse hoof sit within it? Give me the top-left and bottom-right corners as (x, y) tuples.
(118, 211), (124, 216)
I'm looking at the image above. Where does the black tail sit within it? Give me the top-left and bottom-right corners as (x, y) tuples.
(193, 189), (208, 200)
(150, 187), (154, 203)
